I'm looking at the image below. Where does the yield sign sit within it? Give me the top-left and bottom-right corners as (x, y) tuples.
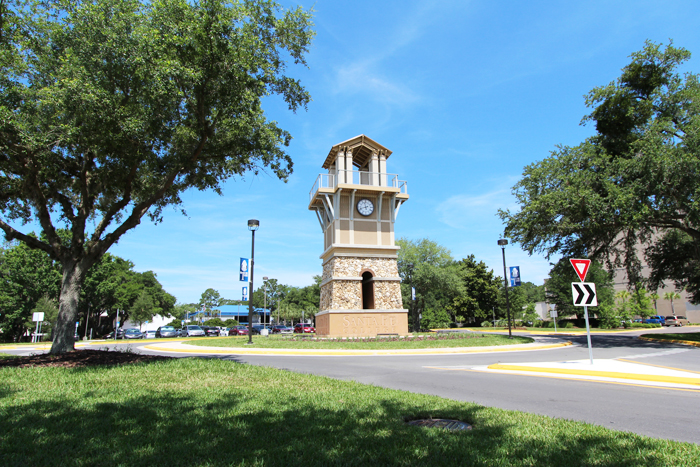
(571, 282), (597, 306)
(570, 259), (591, 282)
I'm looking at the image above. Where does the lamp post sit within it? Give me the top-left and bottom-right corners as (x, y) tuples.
(263, 276), (268, 327)
(407, 262), (416, 332)
(247, 219), (259, 344)
(498, 239), (513, 339)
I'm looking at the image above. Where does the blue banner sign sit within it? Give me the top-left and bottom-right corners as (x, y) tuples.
(240, 258), (249, 282)
(242, 286), (248, 301)
(510, 266), (521, 287)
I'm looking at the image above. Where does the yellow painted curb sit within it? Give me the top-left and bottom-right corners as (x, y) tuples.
(638, 336), (700, 348)
(487, 363), (700, 386)
(144, 341), (572, 356)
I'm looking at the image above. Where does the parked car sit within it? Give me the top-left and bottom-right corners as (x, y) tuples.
(643, 315), (666, 325)
(272, 325), (293, 334)
(180, 325), (205, 337)
(228, 326), (249, 336)
(104, 328), (126, 339)
(123, 328), (144, 339)
(251, 325), (271, 335)
(143, 330), (156, 339)
(664, 316), (689, 327)
(202, 326), (220, 337)
(294, 323), (315, 334)
(155, 326), (179, 338)
(218, 327), (229, 337)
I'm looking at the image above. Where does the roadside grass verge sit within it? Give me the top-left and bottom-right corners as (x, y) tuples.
(2, 358), (699, 466)
(190, 333), (533, 349)
(640, 332), (700, 344)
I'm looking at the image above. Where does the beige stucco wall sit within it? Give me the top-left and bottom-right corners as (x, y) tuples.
(316, 311), (408, 337)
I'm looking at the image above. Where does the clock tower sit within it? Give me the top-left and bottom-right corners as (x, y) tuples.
(308, 135), (409, 337)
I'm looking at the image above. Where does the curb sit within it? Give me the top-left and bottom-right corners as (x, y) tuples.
(143, 340), (573, 356)
(638, 336), (700, 348)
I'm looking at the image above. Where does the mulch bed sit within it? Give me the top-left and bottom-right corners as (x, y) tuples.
(0, 349), (174, 369)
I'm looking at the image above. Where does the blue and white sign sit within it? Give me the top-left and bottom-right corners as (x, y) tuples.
(411, 287), (416, 301)
(509, 266), (521, 287)
(240, 258), (249, 282)
(242, 286), (248, 301)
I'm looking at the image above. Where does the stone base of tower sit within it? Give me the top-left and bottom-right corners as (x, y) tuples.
(315, 309), (408, 337)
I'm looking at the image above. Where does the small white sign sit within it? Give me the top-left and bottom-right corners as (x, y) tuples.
(33, 312), (45, 322)
(550, 309), (557, 318)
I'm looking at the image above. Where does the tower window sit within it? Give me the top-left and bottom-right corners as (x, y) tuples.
(361, 271), (375, 309)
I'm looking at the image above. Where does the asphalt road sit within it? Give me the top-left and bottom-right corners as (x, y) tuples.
(7, 328), (700, 444)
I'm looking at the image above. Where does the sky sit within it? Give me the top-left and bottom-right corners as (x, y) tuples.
(82, 1), (700, 303)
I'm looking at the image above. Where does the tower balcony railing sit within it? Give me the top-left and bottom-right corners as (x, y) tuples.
(309, 170), (408, 202)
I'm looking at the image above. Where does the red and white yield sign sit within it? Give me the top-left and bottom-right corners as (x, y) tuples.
(570, 259), (591, 282)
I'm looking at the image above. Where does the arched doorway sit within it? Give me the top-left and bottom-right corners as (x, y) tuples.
(361, 271), (375, 309)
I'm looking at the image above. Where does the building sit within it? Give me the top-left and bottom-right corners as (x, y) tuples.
(308, 135), (410, 337)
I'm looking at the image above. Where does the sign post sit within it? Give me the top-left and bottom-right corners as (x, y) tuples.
(570, 259), (595, 364)
(32, 312), (44, 343)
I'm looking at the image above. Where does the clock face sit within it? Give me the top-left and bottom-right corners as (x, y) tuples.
(357, 199), (374, 216)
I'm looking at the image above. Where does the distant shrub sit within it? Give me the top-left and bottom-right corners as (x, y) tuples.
(630, 323), (661, 329)
(481, 321), (492, 327)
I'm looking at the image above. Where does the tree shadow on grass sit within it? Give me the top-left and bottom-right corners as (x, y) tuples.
(0, 360), (689, 467)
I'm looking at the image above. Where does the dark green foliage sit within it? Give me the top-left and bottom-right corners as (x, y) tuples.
(450, 255), (499, 322)
(500, 41), (700, 301)
(0, 240), (61, 342)
(204, 317), (225, 327)
(0, 0), (314, 352)
(397, 238), (463, 331)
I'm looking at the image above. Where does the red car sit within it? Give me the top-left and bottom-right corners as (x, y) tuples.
(294, 323), (315, 333)
(228, 326), (249, 336)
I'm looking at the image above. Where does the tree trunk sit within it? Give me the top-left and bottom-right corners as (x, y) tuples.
(50, 260), (87, 354)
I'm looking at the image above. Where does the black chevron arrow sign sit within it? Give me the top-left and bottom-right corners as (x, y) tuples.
(571, 282), (597, 306)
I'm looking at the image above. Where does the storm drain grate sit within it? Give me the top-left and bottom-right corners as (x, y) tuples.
(407, 419), (472, 431)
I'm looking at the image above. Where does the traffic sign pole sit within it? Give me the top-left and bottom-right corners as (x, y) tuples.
(583, 305), (593, 365)
(570, 258), (594, 365)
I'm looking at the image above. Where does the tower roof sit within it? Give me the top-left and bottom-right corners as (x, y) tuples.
(322, 135), (393, 169)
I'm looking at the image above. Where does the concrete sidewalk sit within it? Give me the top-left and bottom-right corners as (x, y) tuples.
(475, 359), (700, 390)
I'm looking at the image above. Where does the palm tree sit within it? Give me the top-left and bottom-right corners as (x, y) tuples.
(663, 292), (681, 316)
(649, 292), (660, 313)
(615, 290), (632, 321)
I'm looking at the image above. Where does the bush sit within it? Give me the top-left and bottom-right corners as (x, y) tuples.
(562, 321), (574, 328)
(481, 321), (493, 327)
(630, 322), (661, 329)
(420, 308), (451, 329)
(166, 319), (182, 329)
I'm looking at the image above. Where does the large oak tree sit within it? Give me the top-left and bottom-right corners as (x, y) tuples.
(0, 0), (313, 353)
(499, 41), (700, 301)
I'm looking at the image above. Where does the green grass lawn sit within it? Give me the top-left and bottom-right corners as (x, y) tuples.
(1, 357), (698, 466)
(640, 332), (700, 343)
(190, 333), (533, 349)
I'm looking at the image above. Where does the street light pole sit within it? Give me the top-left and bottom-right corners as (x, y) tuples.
(263, 276), (268, 327)
(407, 263), (416, 332)
(247, 219), (259, 344)
(498, 239), (513, 339)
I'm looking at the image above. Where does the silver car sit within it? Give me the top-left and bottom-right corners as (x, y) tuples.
(180, 325), (205, 337)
